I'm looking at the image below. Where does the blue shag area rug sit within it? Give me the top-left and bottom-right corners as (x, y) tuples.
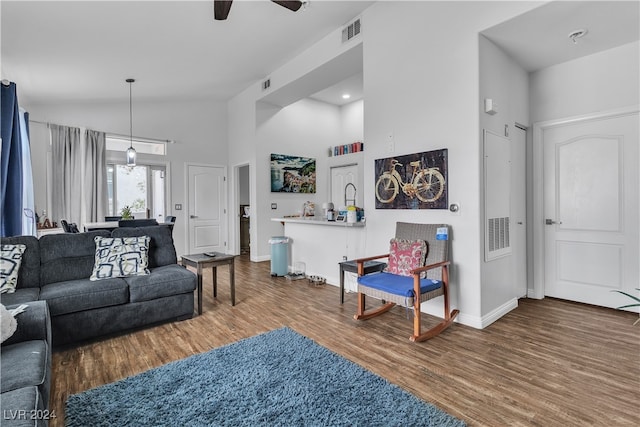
(66, 327), (466, 426)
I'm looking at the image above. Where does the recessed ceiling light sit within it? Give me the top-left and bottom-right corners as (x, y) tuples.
(342, 94), (351, 100)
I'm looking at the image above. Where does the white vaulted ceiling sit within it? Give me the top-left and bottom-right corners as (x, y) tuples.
(1, 0), (373, 105)
(2, 1), (637, 107)
(482, 1), (639, 72)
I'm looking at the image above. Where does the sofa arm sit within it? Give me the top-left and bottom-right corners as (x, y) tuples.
(2, 301), (51, 347)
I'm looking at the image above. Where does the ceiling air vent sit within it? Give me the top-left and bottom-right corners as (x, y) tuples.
(342, 18), (361, 43)
(262, 78), (271, 91)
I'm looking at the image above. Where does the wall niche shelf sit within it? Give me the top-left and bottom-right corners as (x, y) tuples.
(329, 141), (363, 157)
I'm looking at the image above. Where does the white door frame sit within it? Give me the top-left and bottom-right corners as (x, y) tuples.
(231, 162), (251, 256)
(531, 105), (640, 300)
(513, 124), (527, 298)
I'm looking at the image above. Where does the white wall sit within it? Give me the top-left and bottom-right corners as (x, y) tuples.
(227, 86), (258, 258)
(228, 76), (363, 260)
(530, 41), (640, 123)
(340, 99), (364, 145)
(228, 1), (540, 327)
(256, 98), (342, 258)
(361, 1), (538, 326)
(478, 35), (529, 321)
(24, 97), (227, 257)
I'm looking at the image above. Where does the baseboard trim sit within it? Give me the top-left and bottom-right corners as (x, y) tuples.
(455, 298), (519, 330)
(527, 288), (543, 299)
(483, 298), (519, 328)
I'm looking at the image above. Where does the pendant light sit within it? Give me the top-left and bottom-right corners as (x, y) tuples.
(126, 78), (137, 166)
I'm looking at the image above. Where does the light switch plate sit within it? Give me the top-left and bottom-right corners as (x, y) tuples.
(175, 204), (182, 210)
(271, 203), (277, 210)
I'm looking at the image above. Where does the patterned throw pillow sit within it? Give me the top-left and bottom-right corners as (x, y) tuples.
(384, 238), (427, 277)
(1, 244), (26, 293)
(90, 236), (151, 281)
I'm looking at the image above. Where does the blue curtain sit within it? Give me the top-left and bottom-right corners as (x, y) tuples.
(20, 108), (36, 236)
(1, 82), (24, 237)
(1, 82), (34, 237)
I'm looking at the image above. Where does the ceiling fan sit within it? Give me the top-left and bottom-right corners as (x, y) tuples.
(214, 1), (304, 21)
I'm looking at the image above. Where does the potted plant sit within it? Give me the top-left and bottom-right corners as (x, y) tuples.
(120, 205), (133, 220)
(613, 288), (640, 326)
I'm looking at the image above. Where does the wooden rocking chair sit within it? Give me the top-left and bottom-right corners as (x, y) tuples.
(354, 222), (459, 342)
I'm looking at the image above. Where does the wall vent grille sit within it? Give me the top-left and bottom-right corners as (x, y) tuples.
(342, 18), (361, 43)
(488, 217), (510, 253)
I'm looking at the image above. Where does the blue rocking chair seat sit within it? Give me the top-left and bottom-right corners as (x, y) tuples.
(357, 272), (442, 304)
(353, 222), (459, 342)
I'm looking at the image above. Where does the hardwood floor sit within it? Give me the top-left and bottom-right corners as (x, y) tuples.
(50, 255), (640, 426)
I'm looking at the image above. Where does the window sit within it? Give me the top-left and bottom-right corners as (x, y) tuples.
(106, 164), (166, 220)
(106, 136), (166, 155)
(105, 135), (169, 221)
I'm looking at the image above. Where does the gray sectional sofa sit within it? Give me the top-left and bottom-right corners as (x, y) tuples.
(1, 301), (52, 427)
(0, 225), (196, 346)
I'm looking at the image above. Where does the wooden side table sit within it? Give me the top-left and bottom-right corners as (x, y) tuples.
(339, 260), (387, 304)
(181, 253), (237, 315)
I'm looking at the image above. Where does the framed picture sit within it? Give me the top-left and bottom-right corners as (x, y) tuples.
(270, 153), (316, 193)
(374, 148), (448, 209)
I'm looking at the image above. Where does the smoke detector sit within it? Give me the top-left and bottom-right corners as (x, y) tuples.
(568, 29), (588, 44)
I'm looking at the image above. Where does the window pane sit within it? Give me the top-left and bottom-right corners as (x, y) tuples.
(106, 136), (166, 155)
(107, 165), (115, 216)
(151, 169), (165, 222)
(116, 165), (148, 218)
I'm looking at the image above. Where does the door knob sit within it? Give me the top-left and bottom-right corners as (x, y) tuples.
(190, 215), (198, 219)
(545, 219), (562, 225)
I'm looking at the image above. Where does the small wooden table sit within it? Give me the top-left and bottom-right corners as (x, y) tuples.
(181, 252), (237, 314)
(339, 260), (387, 304)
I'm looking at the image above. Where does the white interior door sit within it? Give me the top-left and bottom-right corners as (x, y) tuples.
(188, 164), (226, 254)
(331, 164), (358, 210)
(543, 111), (639, 309)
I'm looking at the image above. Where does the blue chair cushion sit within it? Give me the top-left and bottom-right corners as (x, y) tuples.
(357, 272), (442, 298)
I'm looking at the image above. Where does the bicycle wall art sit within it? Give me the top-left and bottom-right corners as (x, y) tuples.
(270, 153), (317, 193)
(374, 148), (448, 209)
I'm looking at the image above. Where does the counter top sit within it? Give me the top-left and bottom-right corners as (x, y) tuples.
(271, 217), (365, 227)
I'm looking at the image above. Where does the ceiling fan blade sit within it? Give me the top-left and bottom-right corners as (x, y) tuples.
(214, 0), (233, 20)
(272, 1), (303, 12)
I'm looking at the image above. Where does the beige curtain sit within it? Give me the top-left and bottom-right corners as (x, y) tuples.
(51, 124), (81, 226)
(84, 129), (107, 222)
(51, 125), (107, 227)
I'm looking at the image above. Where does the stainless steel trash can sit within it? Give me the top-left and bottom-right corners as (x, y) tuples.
(268, 236), (290, 276)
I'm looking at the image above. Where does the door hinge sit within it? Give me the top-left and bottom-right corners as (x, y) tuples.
(224, 209), (226, 214)
(224, 176), (226, 181)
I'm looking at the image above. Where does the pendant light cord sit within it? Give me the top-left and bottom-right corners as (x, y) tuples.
(126, 78), (135, 149)
(129, 80), (133, 148)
